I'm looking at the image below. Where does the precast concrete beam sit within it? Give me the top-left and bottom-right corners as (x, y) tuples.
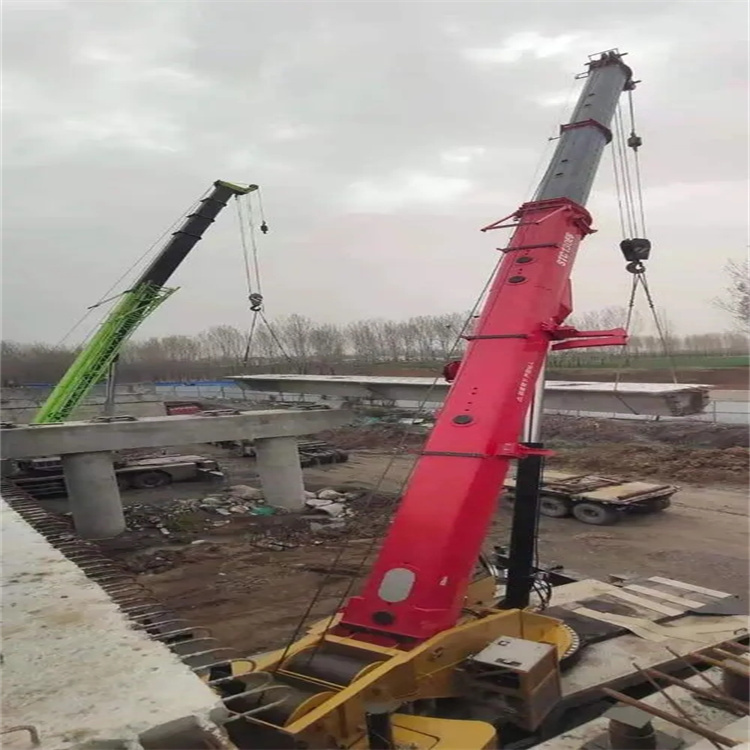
(0, 408), (352, 460)
(62, 451), (126, 539)
(254, 436), (306, 510)
(0, 500), (232, 749)
(228, 375), (711, 418)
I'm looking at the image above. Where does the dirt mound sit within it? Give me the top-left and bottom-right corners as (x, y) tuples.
(317, 419), (748, 484)
(544, 415), (749, 449)
(320, 416), (748, 452)
(551, 444), (749, 485)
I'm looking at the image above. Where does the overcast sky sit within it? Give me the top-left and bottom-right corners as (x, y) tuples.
(3, 0), (748, 345)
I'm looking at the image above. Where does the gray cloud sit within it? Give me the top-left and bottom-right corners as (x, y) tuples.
(3, 0), (747, 343)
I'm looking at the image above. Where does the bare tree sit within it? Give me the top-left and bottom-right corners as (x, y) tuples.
(309, 324), (345, 369)
(714, 258), (750, 333)
(201, 325), (246, 364)
(275, 314), (315, 372)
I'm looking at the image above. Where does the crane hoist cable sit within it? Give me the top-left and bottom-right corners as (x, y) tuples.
(274, 256), (515, 673)
(610, 92), (679, 386)
(234, 191), (296, 368)
(55, 194), (207, 349)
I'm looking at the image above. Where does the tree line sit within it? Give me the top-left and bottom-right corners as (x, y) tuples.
(2, 306), (747, 385)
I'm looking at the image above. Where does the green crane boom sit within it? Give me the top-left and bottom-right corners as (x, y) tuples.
(33, 179), (257, 424)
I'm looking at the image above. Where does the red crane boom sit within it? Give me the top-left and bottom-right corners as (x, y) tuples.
(337, 50), (637, 643)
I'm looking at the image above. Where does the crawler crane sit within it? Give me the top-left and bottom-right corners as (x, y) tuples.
(32, 180), (257, 424)
(194, 52), (744, 749)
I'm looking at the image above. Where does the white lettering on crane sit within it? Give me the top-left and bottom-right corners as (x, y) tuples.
(556, 232), (577, 267)
(516, 361), (535, 402)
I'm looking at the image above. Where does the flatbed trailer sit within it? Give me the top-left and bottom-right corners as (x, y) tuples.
(503, 469), (678, 525)
(3, 454), (224, 498)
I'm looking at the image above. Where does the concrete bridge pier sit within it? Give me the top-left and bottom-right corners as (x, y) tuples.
(254, 436), (306, 511)
(62, 451), (126, 539)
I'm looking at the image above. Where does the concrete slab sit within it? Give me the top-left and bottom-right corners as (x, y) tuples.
(0, 499), (230, 749)
(228, 374), (711, 417)
(0, 407), (352, 459)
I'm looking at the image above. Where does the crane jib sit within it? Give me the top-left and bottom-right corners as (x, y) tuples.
(32, 179), (256, 424)
(336, 50), (636, 643)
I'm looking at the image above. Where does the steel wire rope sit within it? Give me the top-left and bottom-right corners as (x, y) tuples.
(235, 193), (295, 369)
(610, 95), (679, 388)
(55, 193), (207, 349)
(628, 89), (648, 236)
(611, 107), (644, 393)
(614, 104), (639, 237)
(282, 91), (598, 662)
(610, 129), (628, 240)
(623, 95), (677, 382)
(275, 256), (505, 674)
(273, 84), (612, 667)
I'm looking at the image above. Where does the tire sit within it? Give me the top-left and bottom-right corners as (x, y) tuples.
(653, 497), (672, 511)
(116, 474), (131, 491)
(130, 470), (172, 490)
(571, 502), (620, 526)
(539, 496), (571, 518)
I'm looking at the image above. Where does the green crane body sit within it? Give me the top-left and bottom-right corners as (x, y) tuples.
(33, 180), (257, 424)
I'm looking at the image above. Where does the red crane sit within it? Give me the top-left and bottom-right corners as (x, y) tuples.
(336, 50), (649, 644)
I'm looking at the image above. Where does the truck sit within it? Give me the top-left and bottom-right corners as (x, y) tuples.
(502, 468), (677, 524)
(3, 453), (224, 498)
(163, 404), (350, 467)
(214, 438), (349, 467)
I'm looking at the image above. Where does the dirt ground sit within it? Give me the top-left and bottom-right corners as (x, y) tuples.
(318, 416), (750, 484)
(81, 414), (749, 659)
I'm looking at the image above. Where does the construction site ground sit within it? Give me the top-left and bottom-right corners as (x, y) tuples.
(32, 413), (745, 661)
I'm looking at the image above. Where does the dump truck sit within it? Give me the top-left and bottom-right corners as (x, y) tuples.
(3, 453), (224, 498)
(503, 468), (678, 525)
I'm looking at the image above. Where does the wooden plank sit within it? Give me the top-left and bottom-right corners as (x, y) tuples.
(625, 584), (705, 609)
(605, 587), (684, 617)
(649, 576), (731, 600)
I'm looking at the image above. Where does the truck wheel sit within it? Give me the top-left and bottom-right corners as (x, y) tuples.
(539, 496), (571, 518)
(130, 470), (172, 490)
(572, 502), (620, 526)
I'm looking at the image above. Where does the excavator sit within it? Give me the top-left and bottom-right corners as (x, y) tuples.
(187, 50), (747, 749)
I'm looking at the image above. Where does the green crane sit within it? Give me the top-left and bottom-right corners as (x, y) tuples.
(33, 180), (257, 424)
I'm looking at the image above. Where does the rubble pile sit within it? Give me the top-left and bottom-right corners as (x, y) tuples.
(120, 484), (391, 547)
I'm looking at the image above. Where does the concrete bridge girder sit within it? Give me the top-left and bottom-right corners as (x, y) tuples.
(0, 408), (352, 539)
(227, 375), (712, 418)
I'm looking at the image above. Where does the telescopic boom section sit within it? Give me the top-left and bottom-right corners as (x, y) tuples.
(33, 180), (256, 424)
(338, 51), (634, 642)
